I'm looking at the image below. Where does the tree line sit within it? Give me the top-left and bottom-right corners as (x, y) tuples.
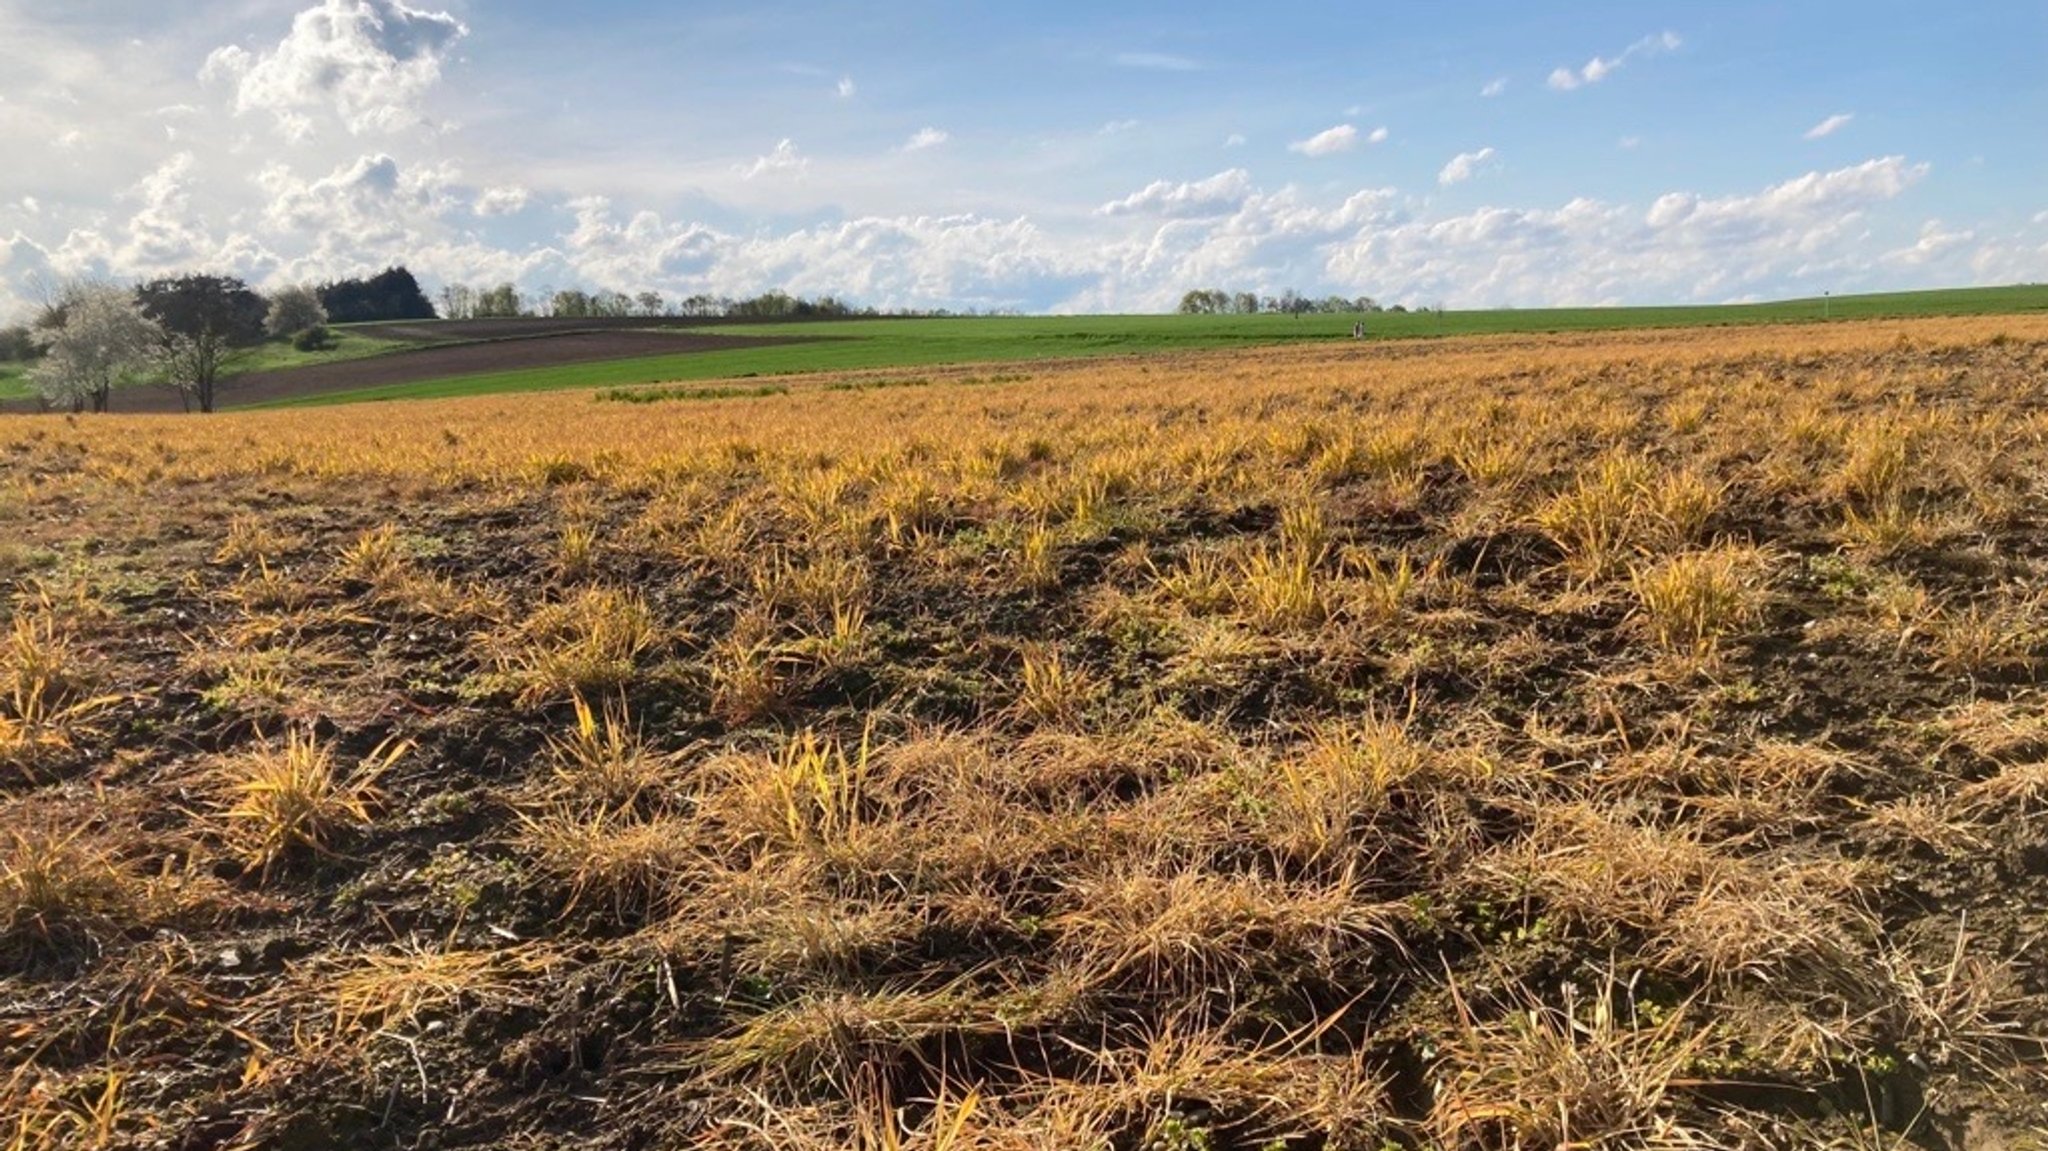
(2, 267), (436, 413)
(433, 283), (893, 321)
(1176, 288), (1423, 315)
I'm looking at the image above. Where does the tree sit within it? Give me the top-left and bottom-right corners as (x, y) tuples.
(1232, 291), (1259, 315)
(636, 291), (664, 317)
(476, 282), (523, 318)
(550, 289), (594, 318)
(731, 290), (796, 318)
(0, 324), (38, 362)
(318, 266), (437, 324)
(27, 281), (163, 412)
(138, 274), (268, 414)
(439, 283), (478, 321)
(265, 283), (328, 338)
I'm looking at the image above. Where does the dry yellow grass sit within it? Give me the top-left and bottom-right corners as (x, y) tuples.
(5, 315), (2048, 1150)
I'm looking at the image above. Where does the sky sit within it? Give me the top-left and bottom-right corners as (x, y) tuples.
(1, 1), (2044, 321)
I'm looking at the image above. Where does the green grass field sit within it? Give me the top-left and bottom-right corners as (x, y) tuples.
(0, 283), (2030, 409)
(224, 329), (413, 375)
(260, 283), (2048, 407)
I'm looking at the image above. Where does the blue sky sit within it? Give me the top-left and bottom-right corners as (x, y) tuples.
(1, 0), (2043, 319)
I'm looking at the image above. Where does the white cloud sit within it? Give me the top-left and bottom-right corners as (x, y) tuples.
(1290, 124), (1358, 157)
(556, 197), (1083, 312)
(259, 152), (462, 245)
(1548, 30), (1681, 91)
(200, 0), (468, 140)
(1114, 52), (1200, 71)
(1438, 146), (1498, 186)
(1804, 113), (1854, 140)
(1619, 136), (1642, 150)
(901, 127), (950, 152)
(1099, 119), (1141, 135)
(1327, 156), (1936, 307)
(121, 152), (215, 270)
(1223, 133), (1247, 148)
(1097, 169), (1253, 218)
(1480, 77), (1508, 98)
(835, 75), (856, 100)
(474, 185), (530, 217)
(1884, 219), (1973, 266)
(1367, 126), (1390, 145)
(739, 138), (807, 180)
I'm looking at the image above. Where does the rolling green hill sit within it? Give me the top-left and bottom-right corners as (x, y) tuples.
(38, 282), (2048, 409)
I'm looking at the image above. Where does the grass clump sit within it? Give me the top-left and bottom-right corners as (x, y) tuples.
(1, 610), (116, 771)
(500, 586), (658, 704)
(0, 824), (135, 957)
(1628, 545), (1764, 660)
(218, 729), (407, 878)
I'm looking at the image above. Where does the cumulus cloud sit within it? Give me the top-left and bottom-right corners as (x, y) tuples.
(1480, 77), (1508, 98)
(901, 127), (950, 152)
(1438, 146), (1498, 186)
(121, 152), (213, 269)
(1884, 219), (1974, 266)
(556, 197), (1085, 312)
(1097, 169), (1253, 218)
(835, 75), (856, 99)
(1804, 113), (1854, 140)
(1290, 124), (1358, 157)
(1328, 156), (1934, 306)
(739, 139), (807, 180)
(1548, 30), (1681, 91)
(201, 0), (467, 140)
(474, 185), (530, 217)
(259, 152), (461, 244)
(1223, 133), (1247, 148)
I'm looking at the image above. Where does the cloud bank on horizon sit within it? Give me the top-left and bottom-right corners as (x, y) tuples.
(1, 0), (2043, 321)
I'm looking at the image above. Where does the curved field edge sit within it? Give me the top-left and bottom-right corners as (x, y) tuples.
(246, 283), (2048, 408)
(3, 315), (2047, 1149)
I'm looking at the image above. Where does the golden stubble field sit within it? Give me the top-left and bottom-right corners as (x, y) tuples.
(4, 317), (2048, 1149)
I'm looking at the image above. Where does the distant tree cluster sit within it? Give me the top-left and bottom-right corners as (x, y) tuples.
(318, 267), (437, 324)
(2, 264), (982, 413)
(1176, 288), (1386, 316)
(2, 265), (439, 413)
(433, 283), (882, 321)
(0, 323), (37, 362)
